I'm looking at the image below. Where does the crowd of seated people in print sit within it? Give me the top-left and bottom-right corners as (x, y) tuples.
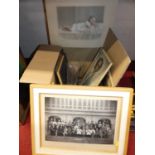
(47, 116), (113, 138)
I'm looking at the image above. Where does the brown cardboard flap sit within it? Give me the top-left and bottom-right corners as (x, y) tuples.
(103, 28), (118, 51)
(106, 40), (131, 86)
(63, 48), (98, 62)
(20, 50), (60, 84)
(36, 44), (62, 52)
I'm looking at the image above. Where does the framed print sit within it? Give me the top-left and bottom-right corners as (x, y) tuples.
(44, 0), (118, 48)
(55, 53), (68, 84)
(30, 84), (133, 155)
(79, 48), (113, 85)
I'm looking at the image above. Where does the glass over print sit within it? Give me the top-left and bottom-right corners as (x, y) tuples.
(44, 95), (117, 144)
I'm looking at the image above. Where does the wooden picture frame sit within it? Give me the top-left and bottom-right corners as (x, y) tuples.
(30, 84), (133, 155)
(55, 52), (68, 84)
(44, 0), (118, 48)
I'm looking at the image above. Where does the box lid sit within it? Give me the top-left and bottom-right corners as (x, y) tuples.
(20, 47), (60, 84)
(105, 43), (131, 86)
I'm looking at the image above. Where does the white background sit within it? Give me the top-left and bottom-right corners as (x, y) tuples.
(0, 0), (155, 155)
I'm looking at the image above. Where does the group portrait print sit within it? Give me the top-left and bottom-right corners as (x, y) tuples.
(43, 95), (120, 145)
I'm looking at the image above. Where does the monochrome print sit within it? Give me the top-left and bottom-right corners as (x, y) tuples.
(57, 6), (104, 40)
(79, 49), (113, 85)
(45, 96), (117, 144)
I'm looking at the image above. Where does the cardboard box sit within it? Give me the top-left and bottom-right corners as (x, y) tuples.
(20, 47), (61, 84)
(20, 29), (131, 86)
(103, 29), (131, 86)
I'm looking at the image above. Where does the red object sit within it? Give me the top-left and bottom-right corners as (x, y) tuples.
(19, 113), (135, 155)
(127, 131), (135, 155)
(19, 113), (32, 155)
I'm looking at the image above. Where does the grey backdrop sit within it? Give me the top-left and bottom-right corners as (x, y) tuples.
(19, 0), (135, 60)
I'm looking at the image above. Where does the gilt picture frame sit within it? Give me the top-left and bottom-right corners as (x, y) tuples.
(30, 84), (133, 155)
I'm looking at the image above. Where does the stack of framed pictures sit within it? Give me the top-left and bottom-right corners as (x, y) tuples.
(20, 0), (134, 154)
(55, 48), (113, 86)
